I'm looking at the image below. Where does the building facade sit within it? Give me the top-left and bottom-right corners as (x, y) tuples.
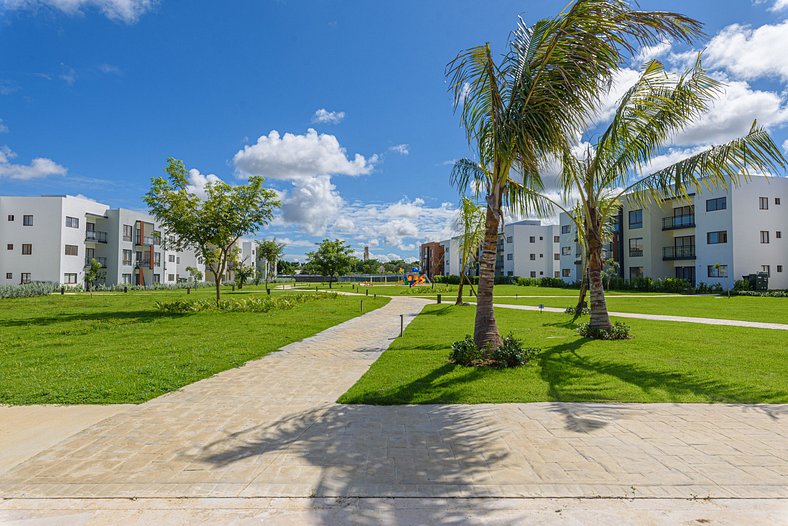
(501, 220), (560, 279)
(419, 241), (445, 279)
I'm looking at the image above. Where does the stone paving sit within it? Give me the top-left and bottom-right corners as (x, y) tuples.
(1, 295), (786, 523)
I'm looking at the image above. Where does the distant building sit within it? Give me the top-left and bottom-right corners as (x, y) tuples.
(419, 241), (444, 279)
(363, 246), (369, 261)
(501, 220), (560, 279)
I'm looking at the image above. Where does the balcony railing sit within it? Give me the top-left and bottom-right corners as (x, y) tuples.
(135, 235), (158, 246)
(629, 249), (644, 257)
(662, 215), (695, 230)
(663, 245), (696, 260)
(85, 231), (108, 243)
(85, 256), (107, 268)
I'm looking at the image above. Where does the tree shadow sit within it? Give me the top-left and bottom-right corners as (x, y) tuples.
(0, 309), (186, 328)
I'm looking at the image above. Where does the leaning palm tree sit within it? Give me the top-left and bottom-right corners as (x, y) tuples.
(454, 196), (486, 305)
(447, 0), (703, 349)
(545, 58), (786, 331)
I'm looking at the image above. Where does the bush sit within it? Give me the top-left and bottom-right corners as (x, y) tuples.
(576, 321), (632, 340)
(0, 282), (60, 299)
(449, 335), (484, 366)
(156, 292), (337, 313)
(565, 305), (590, 315)
(491, 333), (540, 368)
(515, 277), (569, 288)
(733, 279), (752, 292)
(731, 290), (788, 298)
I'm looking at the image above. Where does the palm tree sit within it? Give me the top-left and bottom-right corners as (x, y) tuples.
(447, 0), (702, 349)
(257, 238), (285, 289)
(454, 196), (486, 305)
(544, 59), (786, 331)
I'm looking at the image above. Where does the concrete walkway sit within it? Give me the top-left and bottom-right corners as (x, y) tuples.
(1, 296), (786, 524)
(486, 302), (788, 330)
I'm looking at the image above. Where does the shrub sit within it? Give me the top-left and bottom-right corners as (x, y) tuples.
(449, 335), (484, 366)
(515, 277), (569, 288)
(491, 333), (540, 368)
(576, 321), (632, 340)
(732, 290), (787, 298)
(156, 292), (337, 313)
(0, 282), (60, 299)
(733, 279), (752, 292)
(565, 306), (590, 315)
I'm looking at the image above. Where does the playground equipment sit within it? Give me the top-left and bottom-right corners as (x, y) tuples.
(400, 266), (431, 287)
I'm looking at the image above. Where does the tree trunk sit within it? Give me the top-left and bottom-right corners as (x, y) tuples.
(587, 222), (612, 331)
(574, 248), (589, 319)
(213, 270), (221, 306)
(473, 198), (502, 350)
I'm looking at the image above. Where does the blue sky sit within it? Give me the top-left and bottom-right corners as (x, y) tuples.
(1, 0), (787, 261)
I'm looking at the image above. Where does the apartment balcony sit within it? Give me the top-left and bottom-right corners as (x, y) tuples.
(85, 256), (107, 268)
(85, 231), (108, 243)
(135, 235), (160, 246)
(661, 214), (695, 231)
(662, 245), (696, 260)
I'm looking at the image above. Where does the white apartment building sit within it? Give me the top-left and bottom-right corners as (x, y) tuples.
(439, 236), (463, 276)
(0, 195), (206, 287)
(501, 220), (560, 279)
(558, 175), (788, 289)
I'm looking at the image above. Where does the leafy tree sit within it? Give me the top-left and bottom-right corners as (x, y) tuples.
(234, 263), (256, 289)
(277, 260), (299, 275)
(257, 238), (286, 287)
(185, 266), (203, 281)
(145, 158), (280, 304)
(447, 1), (702, 349)
(454, 197), (485, 305)
(84, 258), (104, 295)
(537, 59), (785, 330)
(353, 258), (383, 275)
(306, 239), (353, 288)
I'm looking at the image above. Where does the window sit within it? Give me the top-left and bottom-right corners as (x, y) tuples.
(176, 256), (180, 264)
(122, 250), (133, 265)
(539, 253), (543, 258)
(707, 265), (728, 278)
(706, 197), (726, 212)
(778, 265), (783, 273)
(761, 265), (771, 277)
(529, 236), (535, 243)
(5, 273), (12, 279)
(562, 269), (571, 277)
(122, 273), (132, 284)
(628, 209), (642, 229)
(561, 225), (570, 234)
(20, 272), (31, 283)
(168, 254), (176, 263)
(122, 224), (133, 241)
(23, 215), (33, 226)
(629, 266), (644, 280)
(561, 246), (571, 256)
(65, 216), (79, 228)
(553, 235), (560, 243)
(530, 271), (536, 278)
(707, 231), (728, 244)
(506, 254), (513, 261)
(759, 197), (769, 210)
(64, 245), (78, 256)
(507, 271), (513, 277)
(554, 253), (560, 260)
(7, 214), (13, 221)
(777, 231), (782, 239)
(506, 236), (513, 243)
(775, 197), (781, 205)
(629, 238), (643, 257)
(760, 231), (770, 244)
(168, 274), (175, 281)
(153, 274), (161, 284)
(529, 254), (536, 261)
(21, 244), (32, 255)
(6, 244), (12, 251)
(63, 273), (77, 284)
(539, 236), (543, 241)
(154, 252), (161, 267)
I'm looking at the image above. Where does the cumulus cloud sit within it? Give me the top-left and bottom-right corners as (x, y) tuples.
(311, 108), (345, 124)
(98, 63), (122, 75)
(233, 129), (376, 181)
(280, 175), (344, 235)
(185, 168), (222, 200)
(587, 67), (641, 128)
(0, 145), (67, 180)
(388, 144), (409, 155)
(771, 0), (788, 12)
(782, 139), (788, 154)
(702, 21), (788, 82)
(1, 0), (157, 23)
(633, 39), (671, 66)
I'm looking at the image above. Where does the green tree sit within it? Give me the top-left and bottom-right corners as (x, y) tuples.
(454, 196), (485, 305)
(234, 263), (255, 289)
(185, 266), (203, 282)
(144, 158), (280, 305)
(256, 238), (286, 288)
(446, 0), (701, 349)
(277, 260), (299, 275)
(84, 258), (104, 295)
(306, 239), (353, 288)
(540, 59), (785, 330)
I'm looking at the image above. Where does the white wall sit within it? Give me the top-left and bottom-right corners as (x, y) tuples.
(502, 221), (559, 278)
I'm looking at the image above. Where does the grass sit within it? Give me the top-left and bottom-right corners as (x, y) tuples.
(338, 304), (788, 405)
(494, 294), (788, 324)
(1, 286), (388, 405)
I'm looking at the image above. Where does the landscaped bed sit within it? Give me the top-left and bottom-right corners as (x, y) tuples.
(338, 304), (788, 405)
(0, 287), (388, 405)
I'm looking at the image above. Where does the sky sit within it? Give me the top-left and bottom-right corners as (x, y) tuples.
(0, 0), (787, 262)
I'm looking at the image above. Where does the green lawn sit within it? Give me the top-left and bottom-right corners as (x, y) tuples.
(1, 287), (388, 405)
(494, 294), (788, 324)
(339, 305), (788, 405)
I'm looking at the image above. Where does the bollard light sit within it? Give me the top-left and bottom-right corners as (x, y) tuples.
(400, 314), (404, 337)
(60, 286), (65, 295)
(124, 286), (128, 293)
(437, 294), (441, 304)
(360, 300), (364, 313)
(267, 288), (271, 295)
(187, 287), (190, 295)
(366, 289), (369, 296)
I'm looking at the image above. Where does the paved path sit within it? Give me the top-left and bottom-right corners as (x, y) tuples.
(1, 296), (786, 523)
(484, 302), (788, 330)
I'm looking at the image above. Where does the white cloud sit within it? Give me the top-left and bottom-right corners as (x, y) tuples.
(770, 0), (788, 11)
(0, 145), (67, 180)
(587, 67), (641, 128)
(782, 139), (788, 154)
(0, 119), (7, 133)
(639, 145), (710, 175)
(59, 64), (77, 86)
(98, 63), (122, 75)
(311, 108), (345, 124)
(633, 39), (671, 66)
(702, 21), (788, 82)
(388, 143), (409, 155)
(233, 129), (376, 181)
(1, 0), (156, 23)
(185, 168), (223, 200)
(280, 175), (344, 236)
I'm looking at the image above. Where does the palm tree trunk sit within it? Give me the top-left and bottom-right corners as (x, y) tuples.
(473, 201), (502, 349)
(587, 223), (611, 331)
(574, 246), (589, 319)
(455, 273), (465, 305)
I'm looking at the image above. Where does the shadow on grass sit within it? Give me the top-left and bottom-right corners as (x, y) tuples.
(0, 309), (187, 328)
